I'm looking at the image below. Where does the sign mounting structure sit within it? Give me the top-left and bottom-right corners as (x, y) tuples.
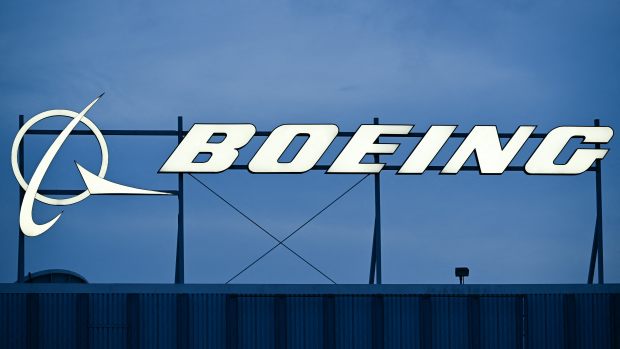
(12, 95), (614, 285)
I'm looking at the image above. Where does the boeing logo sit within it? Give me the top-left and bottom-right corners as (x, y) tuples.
(13, 96), (613, 237)
(11, 94), (169, 237)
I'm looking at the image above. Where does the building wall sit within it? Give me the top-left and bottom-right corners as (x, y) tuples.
(0, 284), (618, 348)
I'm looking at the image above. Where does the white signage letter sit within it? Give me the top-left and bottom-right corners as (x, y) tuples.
(442, 126), (535, 174)
(525, 126), (613, 174)
(160, 124), (255, 173)
(328, 125), (413, 173)
(249, 124), (338, 173)
(398, 126), (456, 174)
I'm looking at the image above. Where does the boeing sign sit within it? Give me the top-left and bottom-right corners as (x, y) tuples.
(161, 123), (612, 175)
(12, 95), (614, 237)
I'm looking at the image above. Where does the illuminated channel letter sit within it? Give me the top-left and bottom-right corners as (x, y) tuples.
(398, 126), (457, 174)
(525, 126), (613, 175)
(160, 124), (256, 173)
(327, 125), (413, 173)
(442, 126), (535, 174)
(249, 124), (338, 173)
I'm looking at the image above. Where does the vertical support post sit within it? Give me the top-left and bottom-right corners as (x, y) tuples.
(587, 221), (598, 284)
(587, 118), (604, 284)
(17, 115), (25, 283)
(369, 230), (376, 284)
(175, 116), (185, 284)
(594, 119), (604, 284)
(369, 117), (382, 284)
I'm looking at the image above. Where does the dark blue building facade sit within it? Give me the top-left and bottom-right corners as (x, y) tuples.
(0, 284), (618, 348)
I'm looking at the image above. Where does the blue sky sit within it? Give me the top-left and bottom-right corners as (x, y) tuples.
(0, 0), (618, 284)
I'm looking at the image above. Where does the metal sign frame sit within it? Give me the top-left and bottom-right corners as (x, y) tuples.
(15, 115), (607, 285)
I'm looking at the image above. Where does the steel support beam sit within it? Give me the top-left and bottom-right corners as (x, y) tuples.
(25, 129), (551, 139)
(595, 119), (604, 284)
(369, 117), (383, 284)
(587, 119), (605, 284)
(226, 164), (595, 172)
(175, 116), (185, 284)
(17, 115), (25, 283)
(587, 220), (599, 284)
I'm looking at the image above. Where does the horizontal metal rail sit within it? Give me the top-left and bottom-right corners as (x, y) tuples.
(26, 129), (179, 136)
(25, 129), (550, 139)
(38, 189), (179, 196)
(30, 166), (596, 176)
(24, 128), (597, 173)
(228, 164), (596, 172)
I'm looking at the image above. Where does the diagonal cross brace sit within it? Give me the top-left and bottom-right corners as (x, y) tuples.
(189, 173), (369, 284)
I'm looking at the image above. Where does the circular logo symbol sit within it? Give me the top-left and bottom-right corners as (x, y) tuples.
(11, 109), (109, 206)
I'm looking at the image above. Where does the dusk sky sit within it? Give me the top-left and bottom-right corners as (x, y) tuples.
(1, 0), (618, 284)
